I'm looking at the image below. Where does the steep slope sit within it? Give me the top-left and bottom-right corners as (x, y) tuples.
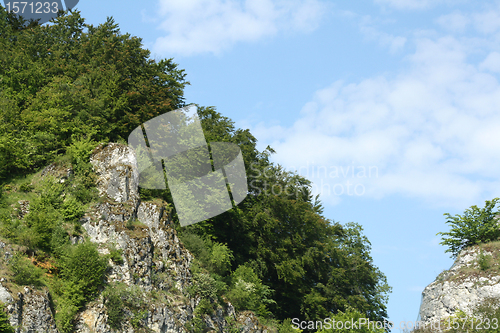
(0, 143), (271, 333)
(419, 242), (500, 328)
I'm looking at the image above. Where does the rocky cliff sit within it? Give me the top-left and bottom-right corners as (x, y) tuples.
(419, 243), (500, 327)
(0, 143), (270, 333)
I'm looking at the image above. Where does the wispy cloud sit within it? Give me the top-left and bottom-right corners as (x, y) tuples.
(374, 0), (448, 10)
(249, 6), (500, 209)
(359, 15), (407, 53)
(435, 11), (470, 33)
(152, 0), (326, 56)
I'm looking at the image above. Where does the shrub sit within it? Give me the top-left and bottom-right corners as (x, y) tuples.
(278, 319), (303, 333)
(59, 242), (107, 298)
(478, 250), (492, 271)
(210, 242), (233, 276)
(19, 182), (33, 193)
(66, 132), (99, 176)
(188, 271), (219, 300)
(194, 298), (213, 315)
(24, 205), (60, 252)
(227, 264), (275, 318)
(56, 282), (86, 333)
(105, 291), (124, 329)
(177, 231), (211, 265)
(55, 242), (107, 332)
(438, 198), (500, 258)
(108, 246), (124, 265)
(50, 225), (70, 257)
(60, 195), (85, 222)
(0, 302), (15, 333)
(178, 230), (234, 276)
(9, 254), (44, 286)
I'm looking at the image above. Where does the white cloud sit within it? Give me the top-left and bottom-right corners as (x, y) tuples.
(436, 11), (470, 33)
(473, 8), (500, 34)
(359, 16), (407, 53)
(480, 52), (500, 73)
(152, 0), (326, 56)
(374, 0), (439, 10)
(249, 8), (500, 209)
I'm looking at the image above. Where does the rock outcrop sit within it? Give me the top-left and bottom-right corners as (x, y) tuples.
(0, 143), (270, 333)
(419, 244), (500, 326)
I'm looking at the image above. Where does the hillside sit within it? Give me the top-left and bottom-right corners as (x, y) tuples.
(416, 201), (500, 333)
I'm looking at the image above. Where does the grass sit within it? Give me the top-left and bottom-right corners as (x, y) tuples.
(434, 242), (500, 286)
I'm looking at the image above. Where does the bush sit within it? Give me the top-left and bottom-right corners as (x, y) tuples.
(0, 302), (15, 333)
(177, 231), (211, 266)
(227, 264), (275, 318)
(108, 246), (124, 265)
(55, 242), (107, 332)
(59, 242), (107, 298)
(177, 230), (234, 276)
(9, 254), (44, 286)
(60, 195), (85, 222)
(105, 291), (124, 329)
(50, 225), (70, 257)
(188, 271), (219, 300)
(210, 242), (233, 276)
(19, 182), (33, 192)
(23, 177), (65, 252)
(478, 250), (492, 271)
(56, 282), (86, 333)
(103, 283), (147, 330)
(278, 319), (302, 333)
(438, 198), (500, 258)
(66, 132), (99, 176)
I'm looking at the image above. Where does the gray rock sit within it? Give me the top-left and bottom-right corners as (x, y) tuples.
(3, 143), (270, 333)
(419, 246), (500, 326)
(90, 143), (139, 205)
(0, 284), (13, 304)
(7, 287), (59, 333)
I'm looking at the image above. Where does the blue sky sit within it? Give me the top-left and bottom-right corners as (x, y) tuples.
(58, 0), (500, 329)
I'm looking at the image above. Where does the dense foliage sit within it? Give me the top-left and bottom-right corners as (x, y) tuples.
(438, 198), (500, 258)
(0, 6), (187, 179)
(0, 6), (391, 330)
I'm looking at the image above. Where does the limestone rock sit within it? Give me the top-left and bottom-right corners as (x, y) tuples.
(419, 246), (500, 326)
(6, 287), (59, 333)
(90, 143), (140, 205)
(2, 143), (270, 333)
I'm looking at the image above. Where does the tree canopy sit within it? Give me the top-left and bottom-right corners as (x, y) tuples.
(438, 198), (500, 258)
(0, 7), (187, 179)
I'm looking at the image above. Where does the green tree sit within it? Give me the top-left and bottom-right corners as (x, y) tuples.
(438, 198), (500, 258)
(176, 106), (391, 323)
(0, 6), (188, 179)
(227, 264), (275, 317)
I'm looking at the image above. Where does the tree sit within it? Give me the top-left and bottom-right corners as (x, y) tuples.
(438, 198), (500, 258)
(0, 6), (188, 179)
(177, 106), (391, 323)
(0, 5), (391, 325)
